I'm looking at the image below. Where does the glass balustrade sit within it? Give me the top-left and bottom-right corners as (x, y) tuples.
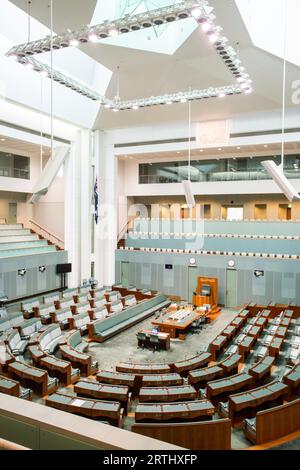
(139, 154), (300, 184)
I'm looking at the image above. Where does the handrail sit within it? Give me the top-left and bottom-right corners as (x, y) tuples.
(28, 220), (64, 250)
(117, 216), (136, 242)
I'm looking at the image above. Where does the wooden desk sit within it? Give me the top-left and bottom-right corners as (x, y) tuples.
(152, 308), (205, 339)
(141, 373), (183, 388)
(205, 373), (253, 403)
(209, 335), (227, 361)
(45, 392), (123, 426)
(138, 329), (170, 350)
(39, 355), (78, 386)
(248, 356), (274, 382)
(218, 354), (241, 375)
(0, 374), (30, 399)
(222, 325), (237, 341)
(59, 345), (97, 376)
(135, 400), (215, 423)
(8, 361), (58, 396)
(171, 352), (211, 376)
(228, 380), (288, 422)
(269, 337), (283, 357)
(116, 362), (171, 375)
(139, 385), (198, 403)
(74, 379), (131, 413)
(96, 370), (136, 390)
(188, 365), (224, 389)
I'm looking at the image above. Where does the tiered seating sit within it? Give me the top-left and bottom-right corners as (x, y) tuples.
(38, 355), (80, 386)
(74, 379), (132, 413)
(0, 342), (14, 372)
(50, 307), (73, 329)
(59, 331), (97, 376)
(282, 364), (300, 397)
(116, 362), (171, 375)
(6, 329), (28, 355)
(69, 312), (91, 333)
(138, 385), (198, 403)
(0, 312), (24, 335)
(171, 352), (211, 376)
(38, 324), (64, 354)
(219, 380), (288, 422)
(88, 293), (169, 342)
(8, 361), (59, 396)
(89, 305), (107, 321)
(0, 374), (31, 400)
(201, 373), (254, 405)
(21, 298), (40, 319)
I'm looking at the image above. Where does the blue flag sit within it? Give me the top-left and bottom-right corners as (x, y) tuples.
(94, 177), (99, 224)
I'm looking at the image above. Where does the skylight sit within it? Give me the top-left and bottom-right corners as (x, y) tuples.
(235, 0), (300, 67)
(90, 0), (198, 55)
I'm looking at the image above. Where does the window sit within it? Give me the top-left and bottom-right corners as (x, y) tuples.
(138, 154), (300, 184)
(0, 152), (30, 180)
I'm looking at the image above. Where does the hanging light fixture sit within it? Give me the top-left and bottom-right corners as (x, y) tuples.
(262, 2), (299, 201)
(7, 0), (253, 110)
(182, 96), (196, 209)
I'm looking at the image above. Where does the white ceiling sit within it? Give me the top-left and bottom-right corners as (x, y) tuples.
(118, 141), (300, 162)
(0, 135), (50, 158)
(8, 0), (300, 130)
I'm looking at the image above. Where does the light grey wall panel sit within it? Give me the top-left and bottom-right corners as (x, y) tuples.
(116, 250), (300, 306)
(0, 251), (68, 300)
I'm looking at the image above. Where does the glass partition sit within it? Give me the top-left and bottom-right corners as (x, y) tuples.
(0, 152), (30, 180)
(139, 154), (300, 184)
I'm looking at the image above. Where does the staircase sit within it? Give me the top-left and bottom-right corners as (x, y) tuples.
(117, 216), (137, 250)
(27, 220), (64, 251)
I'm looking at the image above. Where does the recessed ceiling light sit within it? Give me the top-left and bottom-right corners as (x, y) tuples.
(237, 146), (241, 150)
(0, 138), (5, 142)
(200, 149), (204, 152)
(177, 151), (180, 154)
(218, 148), (222, 151)
(264, 145), (268, 148)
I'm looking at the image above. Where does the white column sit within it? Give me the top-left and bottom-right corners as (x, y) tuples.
(94, 130), (117, 287)
(64, 130), (92, 287)
(80, 130), (92, 282)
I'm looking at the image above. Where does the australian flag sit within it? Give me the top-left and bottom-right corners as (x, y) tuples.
(93, 177), (99, 224)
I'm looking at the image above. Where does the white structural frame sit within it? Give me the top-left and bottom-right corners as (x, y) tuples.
(6, 0), (253, 111)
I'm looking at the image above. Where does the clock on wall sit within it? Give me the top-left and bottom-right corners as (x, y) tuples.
(189, 258), (196, 266)
(228, 260), (235, 268)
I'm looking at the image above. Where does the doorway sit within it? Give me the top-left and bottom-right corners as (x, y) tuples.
(278, 204), (292, 220)
(254, 204), (267, 220)
(188, 266), (198, 304)
(226, 269), (238, 308)
(121, 261), (130, 287)
(8, 202), (17, 224)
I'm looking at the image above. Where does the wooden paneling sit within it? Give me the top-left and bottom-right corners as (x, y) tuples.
(132, 419), (231, 450)
(255, 399), (300, 444)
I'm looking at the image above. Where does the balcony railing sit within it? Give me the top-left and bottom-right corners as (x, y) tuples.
(139, 169), (300, 185)
(0, 166), (30, 180)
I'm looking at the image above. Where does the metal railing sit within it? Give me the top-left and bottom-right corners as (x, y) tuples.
(0, 166), (30, 179)
(28, 220), (65, 250)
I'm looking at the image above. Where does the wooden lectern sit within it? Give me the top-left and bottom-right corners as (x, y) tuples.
(193, 276), (220, 314)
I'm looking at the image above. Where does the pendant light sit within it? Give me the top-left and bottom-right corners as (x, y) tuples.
(262, 1), (300, 201)
(182, 95), (196, 209)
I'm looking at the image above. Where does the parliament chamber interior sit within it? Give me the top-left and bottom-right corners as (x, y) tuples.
(1, 0), (300, 456)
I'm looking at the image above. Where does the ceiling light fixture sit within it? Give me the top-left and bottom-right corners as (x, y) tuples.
(7, 1), (253, 111)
